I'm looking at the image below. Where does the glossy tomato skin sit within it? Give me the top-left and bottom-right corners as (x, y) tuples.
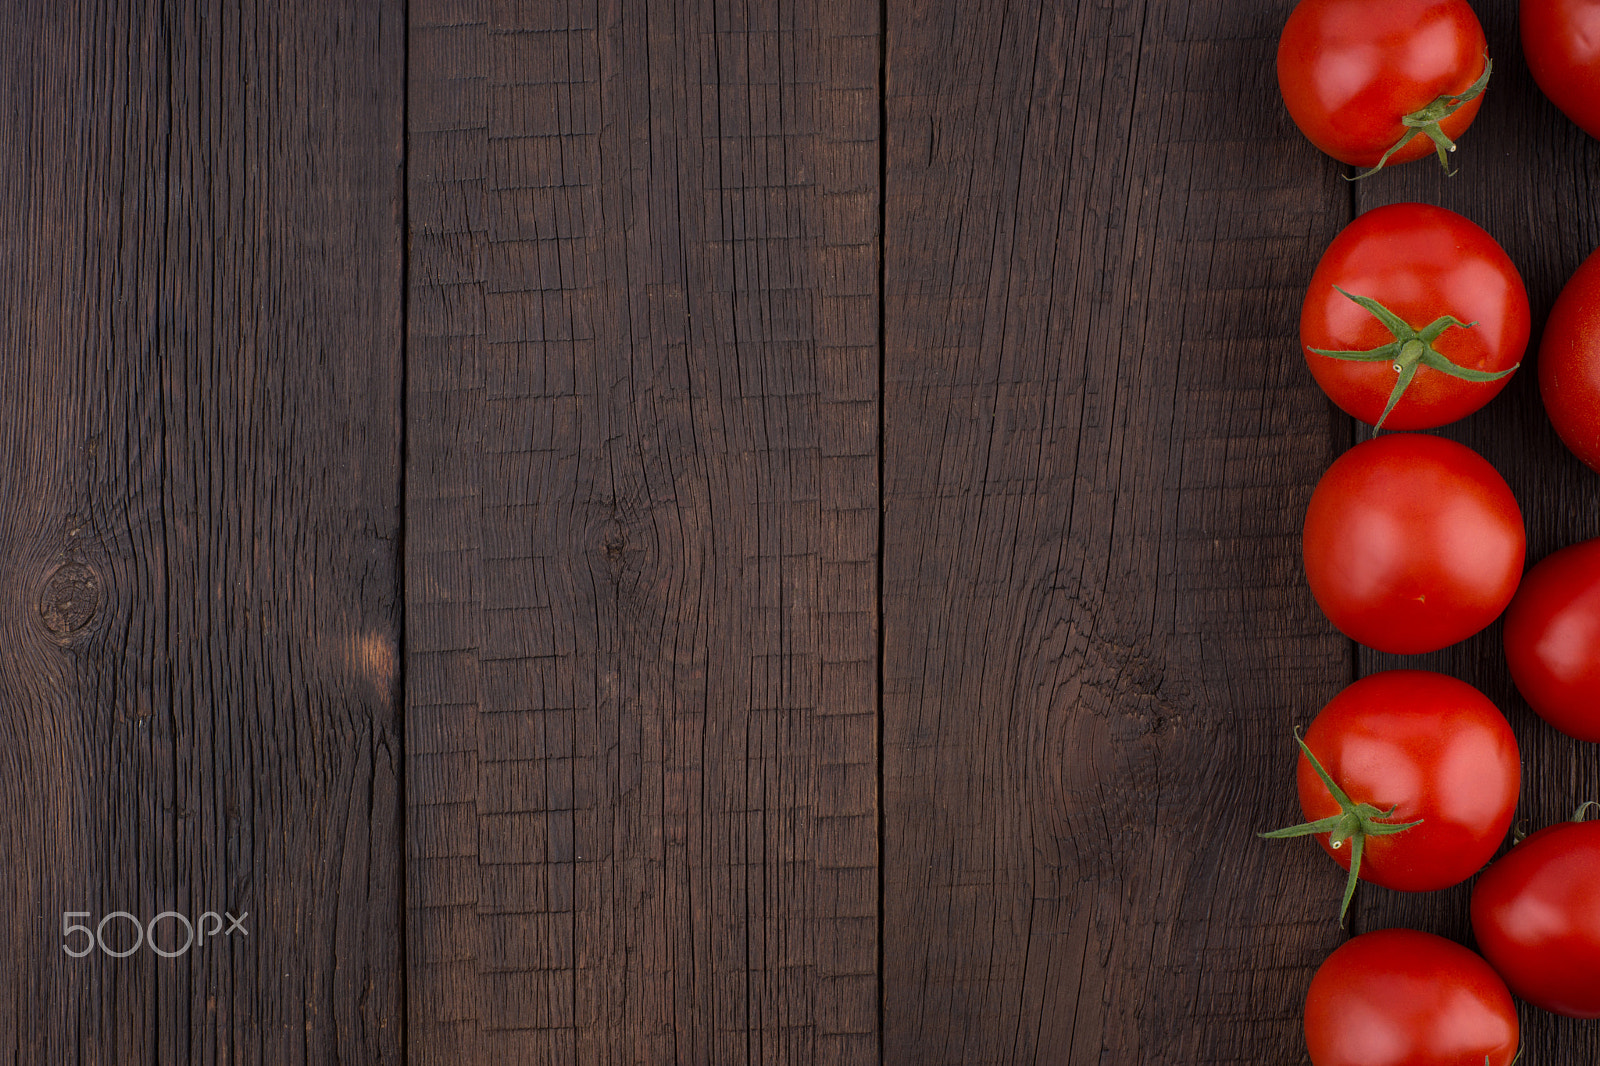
(1522, 0), (1600, 140)
(1304, 929), (1519, 1066)
(1278, 0), (1489, 167)
(1302, 434), (1524, 653)
(1303, 204), (1528, 429)
(1471, 819), (1600, 1018)
(1539, 245), (1600, 472)
(1298, 671), (1519, 891)
(1503, 537), (1600, 740)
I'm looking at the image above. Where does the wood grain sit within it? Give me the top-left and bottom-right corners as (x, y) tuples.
(5, 0), (1598, 1061)
(881, 1), (1352, 1061)
(405, 1), (881, 1062)
(0, 0), (404, 1062)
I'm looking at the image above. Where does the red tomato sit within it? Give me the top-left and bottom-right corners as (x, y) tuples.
(1539, 244), (1600, 472)
(1296, 671), (1519, 894)
(1522, 0), (1600, 140)
(1471, 816), (1600, 1018)
(1504, 537), (1600, 740)
(1302, 204), (1528, 429)
(1302, 434), (1524, 653)
(1304, 929), (1519, 1066)
(1278, 0), (1490, 173)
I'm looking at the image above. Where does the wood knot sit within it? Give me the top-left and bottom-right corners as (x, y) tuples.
(39, 561), (101, 637)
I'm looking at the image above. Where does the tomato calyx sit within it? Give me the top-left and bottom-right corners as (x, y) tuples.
(1308, 286), (1515, 429)
(1350, 56), (1493, 180)
(1519, 803), (1600, 844)
(1260, 732), (1423, 926)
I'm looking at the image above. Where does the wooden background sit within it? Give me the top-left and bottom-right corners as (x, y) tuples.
(2, 0), (1597, 1061)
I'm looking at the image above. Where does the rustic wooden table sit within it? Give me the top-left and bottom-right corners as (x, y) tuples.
(4, 0), (1598, 1061)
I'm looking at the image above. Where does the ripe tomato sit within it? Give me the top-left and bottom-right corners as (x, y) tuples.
(1471, 815), (1600, 1018)
(1302, 434), (1524, 653)
(1281, 671), (1519, 906)
(1304, 928), (1519, 1066)
(1503, 537), (1600, 741)
(1277, 0), (1491, 175)
(1539, 244), (1600, 472)
(1522, 0), (1600, 140)
(1302, 204), (1528, 429)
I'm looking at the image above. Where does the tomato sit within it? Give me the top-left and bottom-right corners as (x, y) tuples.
(1503, 537), (1600, 740)
(1304, 928), (1519, 1066)
(1266, 671), (1519, 922)
(1302, 204), (1528, 429)
(1539, 244), (1600, 472)
(1302, 434), (1524, 653)
(1277, 0), (1491, 175)
(1522, 0), (1600, 140)
(1471, 814), (1600, 1018)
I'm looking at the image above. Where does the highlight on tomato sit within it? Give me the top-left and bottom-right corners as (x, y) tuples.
(1538, 243), (1600, 472)
(1522, 0), (1600, 141)
(1471, 808), (1600, 1019)
(1302, 203), (1528, 429)
(1261, 670), (1520, 925)
(1503, 537), (1600, 741)
(1302, 434), (1524, 654)
(1304, 929), (1519, 1066)
(1277, 0), (1491, 178)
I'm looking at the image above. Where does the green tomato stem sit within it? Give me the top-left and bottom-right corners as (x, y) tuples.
(1258, 731), (1423, 927)
(1307, 286), (1514, 430)
(1348, 56), (1492, 180)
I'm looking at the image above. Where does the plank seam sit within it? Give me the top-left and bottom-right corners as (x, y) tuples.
(875, 0), (889, 1062)
(398, 0), (412, 1059)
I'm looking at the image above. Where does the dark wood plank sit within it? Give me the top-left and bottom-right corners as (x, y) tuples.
(405, 2), (488, 1056)
(1349, 1), (1600, 1058)
(405, 1), (881, 1062)
(0, 0), (404, 1062)
(881, 1), (1353, 1061)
